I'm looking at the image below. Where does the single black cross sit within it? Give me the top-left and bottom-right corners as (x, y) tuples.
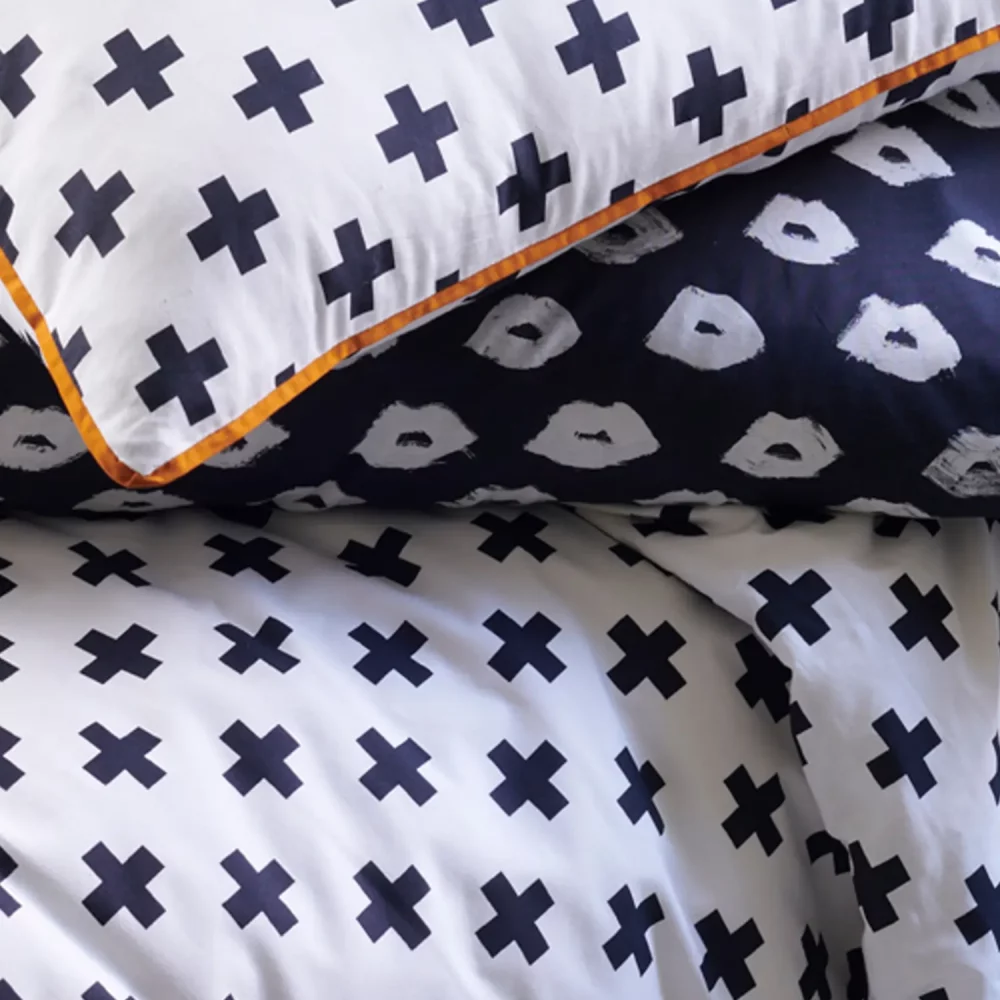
(849, 841), (910, 931)
(339, 527), (421, 586)
(377, 86), (458, 181)
(497, 134), (572, 231)
(418, 0), (501, 45)
(205, 534), (289, 582)
(349, 621), (433, 686)
(55, 170), (134, 258)
(920, 991), (952, 1000)
(556, 0), (639, 93)
(135, 326), (228, 425)
(630, 506), (706, 538)
(874, 515), (941, 538)
(843, 0), (915, 59)
(83, 985), (135, 1000)
(222, 850), (297, 934)
(735, 634), (791, 722)
(82, 843), (164, 927)
(799, 927), (831, 1000)
(222, 721), (301, 798)
(0, 35), (41, 118)
(188, 177), (279, 274)
(94, 30), (184, 109)
(52, 327), (92, 393)
(318, 219), (396, 318)
(991, 734), (1000, 805)
(215, 616), (299, 674)
(0, 187), (17, 263)
(0, 727), (22, 790)
(77, 625), (161, 684)
(489, 739), (568, 819)
(866, 709), (941, 798)
(0, 558), (15, 600)
(0, 846), (19, 917)
(358, 728), (436, 804)
(484, 610), (567, 682)
(806, 831), (850, 875)
(673, 47), (747, 143)
(355, 862), (431, 949)
(763, 99), (811, 158)
(0, 636), (16, 683)
(606, 615), (687, 700)
(234, 47), (323, 132)
(616, 748), (665, 834)
(603, 886), (665, 974)
(71, 540), (149, 587)
(81, 723), (165, 788)
(889, 574), (958, 660)
(750, 569), (831, 645)
(696, 910), (764, 998)
(476, 873), (553, 964)
(790, 701), (812, 765)
(722, 765), (785, 856)
(847, 947), (868, 1000)
(956, 865), (1000, 950)
(472, 511), (555, 563)
(761, 507), (834, 531)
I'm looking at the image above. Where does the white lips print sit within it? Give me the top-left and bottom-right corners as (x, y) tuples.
(576, 207), (683, 265)
(352, 402), (476, 469)
(927, 219), (1000, 289)
(722, 413), (842, 479)
(745, 194), (858, 266)
(525, 402), (659, 469)
(0, 405), (87, 470)
(465, 295), (582, 370)
(833, 122), (953, 187)
(203, 420), (290, 469)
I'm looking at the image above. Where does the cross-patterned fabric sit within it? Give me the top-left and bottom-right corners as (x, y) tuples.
(1, 503), (999, 998)
(1, 2), (998, 485)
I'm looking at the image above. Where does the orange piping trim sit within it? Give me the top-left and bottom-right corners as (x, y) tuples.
(2, 24), (999, 488)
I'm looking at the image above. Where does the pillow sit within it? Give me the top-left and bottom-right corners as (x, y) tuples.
(1, 74), (1000, 518)
(1, 1), (999, 491)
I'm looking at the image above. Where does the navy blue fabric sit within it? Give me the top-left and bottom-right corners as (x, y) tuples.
(0, 75), (998, 516)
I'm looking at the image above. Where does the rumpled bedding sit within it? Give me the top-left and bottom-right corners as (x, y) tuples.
(1, 503), (998, 998)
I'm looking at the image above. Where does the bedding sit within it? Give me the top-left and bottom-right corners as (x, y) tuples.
(0, 501), (998, 998)
(2, 77), (1000, 517)
(2, 3), (1000, 489)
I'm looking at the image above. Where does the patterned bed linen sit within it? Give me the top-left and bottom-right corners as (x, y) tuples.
(1, 503), (999, 998)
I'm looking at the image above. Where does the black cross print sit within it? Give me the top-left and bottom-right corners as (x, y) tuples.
(874, 515), (941, 538)
(0, 558), (14, 600)
(799, 927), (831, 1000)
(188, 177), (279, 275)
(497, 133), (571, 231)
(318, 219), (396, 318)
(0, 846), (19, 917)
(81, 723), (164, 788)
(418, 0), (501, 45)
(349, 621), (432, 686)
(71, 540), (149, 587)
(234, 47), (323, 132)
(735, 634), (791, 722)
(991, 734), (1000, 805)
(477, 873), (553, 964)
(0, 637), (18, 683)
(630, 506), (706, 537)
(489, 739), (568, 819)
(606, 615), (687, 700)
(722, 765), (785, 856)
(0, 187), (17, 263)
(0, 727), (22, 790)
(750, 569), (831, 645)
(52, 327), (92, 393)
(847, 947), (868, 1000)
(222, 850), (297, 934)
(697, 910), (764, 999)
(358, 728), (436, 805)
(83, 843), (164, 927)
(763, 99), (811, 158)
(867, 709), (941, 798)
(556, 0), (639, 93)
(0, 35), (41, 119)
(216, 616), (299, 674)
(135, 326), (227, 425)
(761, 507), (834, 531)
(355, 862), (431, 949)
(339, 527), (421, 586)
(956, 865), (1000, 950)
(94, 30), (183, 109)
(889, 574), (958, 660)
(673, 47), (747, 143)
(77, 625), (161, 684)
(377, 86), (458, 181)
(83, 985), (135, 1000)
(222, 721), (301, 799)
(849, 841), (910, 931)
(616, 748), (665, 834)
(610, 180), (635, 204)
(205, 534), (289, 582)
(806, 831), (850, 875)
(790, 701), (812, 765)
(55, 170), (134, 258)
(472, 511), (555, 563)
(603, 886), (665, 974)
(484, 610), (567, 682)
(843, 0), (914, 59)
(920, 991), (951, 1000)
